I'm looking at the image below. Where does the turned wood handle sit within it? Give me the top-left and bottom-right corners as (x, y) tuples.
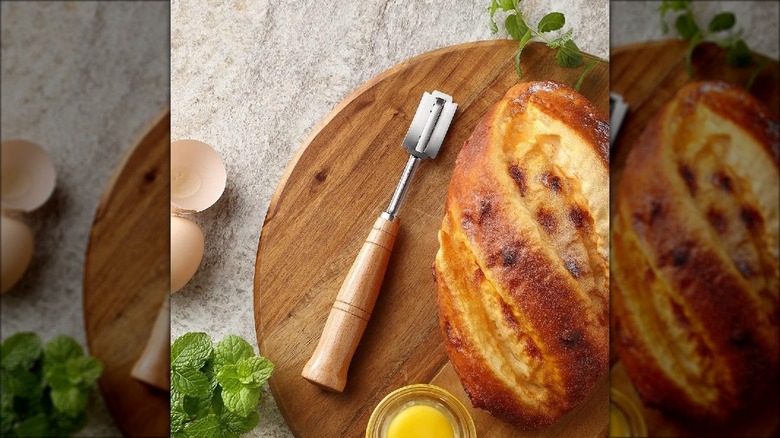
(131, 297), (170, 391)
(302, 215), (399, 392)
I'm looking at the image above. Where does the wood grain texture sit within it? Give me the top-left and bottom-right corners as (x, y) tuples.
(610, 40), (779, 436)
(83, 110), (170, 437)
(254, 40), (608, 438)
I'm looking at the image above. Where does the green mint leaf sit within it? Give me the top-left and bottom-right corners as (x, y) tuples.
(662, 0), (689, 12)
(1, 368), (41, 396)
(171, 333), (213, 371)
(505, 14), (522, 40)
(498, 0), (514, 12)
(172, 368), (211, 398)
(51, 410), (88, 436)
(76, 356), (102, 387)
(514, 30), (533, 77)
(515, 13), (529, 36)
(183, 393), (212, 419)
(201, 360), (219, 392)
(43, 363), (71, 390)
(183, 413), (221, 438)
(575, 60), (599, 92)
(675, 12), (699, 40)
(235, 357), (274, 387)
(216, 365), (241, 393)
(555, 40), (583, 68)
(727, 39), (753, 68)
(65, 358), (86, 385)
(221, 410), (259, 435)
(50, 386), (88, 418)
(1, 333), (42, 370)
(214, 335), (254, 370)
(685, 32), (703, 76)
(547, 28), (573, 48)
(538, 12), (565, 32)
(221, 386), (260, 417)
(170, 401), (188, 433)
(1, 402), (15, 434)
(745, 58), (768, 91)
(12, 413), (49, 437)
(708, 12), (735, 32)
(488, 0), (500, 34)
(659, 2), (670, 34)
(211, 386), (224, 417)
(44, 336), (83, 365)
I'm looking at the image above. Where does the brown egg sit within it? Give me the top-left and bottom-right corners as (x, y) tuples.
(170, 215), (205, 293)
(1, 140), (56, 212)
(1, 215), (34, 293)
(169, 139), (225, 293)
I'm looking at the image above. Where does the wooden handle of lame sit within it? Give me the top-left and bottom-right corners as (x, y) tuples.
(302, 215), (399, 392)
(131, 297), (170, 391)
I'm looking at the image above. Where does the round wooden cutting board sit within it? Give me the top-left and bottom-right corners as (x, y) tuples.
(254, 40), (609, 438)
(83, 111), (170, 437)
(610, 40), (779, 437)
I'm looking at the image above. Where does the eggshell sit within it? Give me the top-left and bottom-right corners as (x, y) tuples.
(171, 215), (205, 293)
(1, 140), (56, 212)
(1, 215), (34, 293)
(171, 139), (226, 212)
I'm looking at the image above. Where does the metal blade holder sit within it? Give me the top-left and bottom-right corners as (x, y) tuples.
(301, 91), (458, 392)
(383, 91), (458, 220)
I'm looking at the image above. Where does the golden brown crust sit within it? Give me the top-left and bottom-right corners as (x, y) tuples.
(434, 81), (609, 429)
(612, 81), (780, 422)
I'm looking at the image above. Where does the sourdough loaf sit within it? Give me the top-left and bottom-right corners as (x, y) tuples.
(433, 81), (610, 429)
(612, 81), (779, 421)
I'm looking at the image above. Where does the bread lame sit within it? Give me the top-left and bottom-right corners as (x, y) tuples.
(302, 91), (458, 392)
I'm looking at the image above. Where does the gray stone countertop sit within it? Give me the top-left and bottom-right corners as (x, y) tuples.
(171, 1), (607, 437)
(1, 2), (169, 437)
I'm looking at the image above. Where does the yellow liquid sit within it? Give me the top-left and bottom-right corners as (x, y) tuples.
(387, 405), (454, 438)
(609, 404), (631, 437)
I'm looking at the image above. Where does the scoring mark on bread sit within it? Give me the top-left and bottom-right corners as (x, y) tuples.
(678, 163), (697, 196)
(525, 337), (542, 359)
(707, 207), (728, 233)
(478, 199), (492, 224)
(536, 209), (557, 234)
(502, 247), (518, 267)
(663, 245), (691, 268)
(569, 206), (590, 229)
(740, 205), (762, 230)
(508, 165), (527, 196)
(558, 329), (582, 348)
(735, 260), (752, 278)
(500, 300), (520, 330)
(712, 171), (733, 192)
(444, 321), (464, 352)
(565, 258), (581, 278)
(540, 171), (562, 193)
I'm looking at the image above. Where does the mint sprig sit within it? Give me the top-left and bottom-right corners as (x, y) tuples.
(489, 0), (607, 91)
(659, 0), (757, 80)
(170, 333), (274, 438)
(0, 333), (102, 437)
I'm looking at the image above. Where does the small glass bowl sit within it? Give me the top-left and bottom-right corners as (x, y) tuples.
(366, 384), (477, 438)
(610, 388), (648, 437)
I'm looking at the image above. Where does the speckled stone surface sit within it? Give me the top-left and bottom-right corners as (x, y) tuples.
(1, 2), (169, 437)
(612, 1), (779, 58)
(171, 1), (607, 437)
